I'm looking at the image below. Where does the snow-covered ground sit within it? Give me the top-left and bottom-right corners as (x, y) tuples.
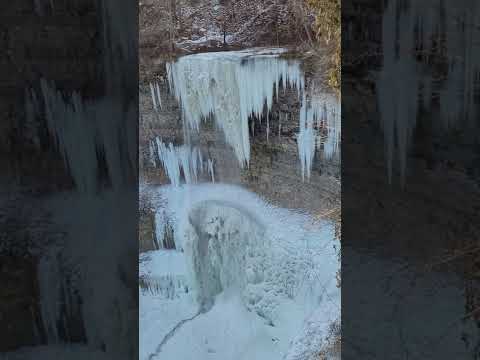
(140, 184), (340, 360)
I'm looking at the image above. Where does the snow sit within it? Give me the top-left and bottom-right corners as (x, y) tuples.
(140, 184), (340, 360)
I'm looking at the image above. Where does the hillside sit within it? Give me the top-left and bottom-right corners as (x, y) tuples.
(139, 0), (318, 81)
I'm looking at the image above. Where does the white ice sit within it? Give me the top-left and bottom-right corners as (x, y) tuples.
(165, 48), (340, 181)
(140, 184), (340, 360)
(153, 138), (205, 186)
(166, 48), (304, 168)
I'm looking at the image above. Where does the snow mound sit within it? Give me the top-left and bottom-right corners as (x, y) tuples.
(141, 184), (340, 359)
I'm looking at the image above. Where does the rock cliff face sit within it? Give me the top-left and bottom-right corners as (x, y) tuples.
(141, 79), (339, 202)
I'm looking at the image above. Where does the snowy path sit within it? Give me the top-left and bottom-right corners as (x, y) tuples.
(148, 309), (203, 359)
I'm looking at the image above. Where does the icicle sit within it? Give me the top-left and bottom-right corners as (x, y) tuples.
(208, 159), (215, 183)
(155, 211), (165, 249)
(149, 140), (156, 167)
(198, 148), (204, 173)
(297, 89), (340, 181)
(279, 114), (282, 137)
(266, 116), (270, 143)
(166, 49), (305, 168)
(155, 82), (162, 110)
(37, 253), (61, 343)
(154, 138), (204, 186)
(150, 83), (158, 112)
(377, 0), (418, 186)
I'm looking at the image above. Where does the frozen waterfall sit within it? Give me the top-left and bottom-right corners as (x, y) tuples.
(166, 48), (304, 168)
(165, 48), (340, 181)
(377, 0), (480, 185)
(151, 137), (216, 187)
(148, 184), (340, 326)
(298, 91), (341, 181)
(150, 81), (162, 112)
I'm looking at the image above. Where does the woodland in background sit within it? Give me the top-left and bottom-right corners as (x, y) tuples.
(139, 0), (340, 90)
(307, 0), (340, 89)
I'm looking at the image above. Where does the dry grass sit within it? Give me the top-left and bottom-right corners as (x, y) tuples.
(315, 320), (341, 359)
(305, 0), (340, 91)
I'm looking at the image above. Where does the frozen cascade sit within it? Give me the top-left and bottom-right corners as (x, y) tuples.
(149, 184), (340, 330)
(26, 79), (137, 356)
(149, 81), (163, 111)
(149, 83), (158, 111)
(207, 159), (215, 183)
(377, 0), (480, 185)
(166, 48), (341, 181)
(166, 48), (304, 168)
(185, 201), (268, 311)
(27, 79), (137, 193)
(155, 82), (163, 110)
(297, 91), (341, 181)
(377, 0), (418, 186)
(153, 138), (204, 186)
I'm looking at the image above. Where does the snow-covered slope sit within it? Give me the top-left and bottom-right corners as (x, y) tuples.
(140, 184), (340, 360)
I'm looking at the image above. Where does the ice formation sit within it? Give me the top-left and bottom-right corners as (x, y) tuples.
(185, 201), (267, 311)
(141, 184), (340, 360)
(151, 184), (339, 321)
(207, 159), (215, 183)
(152, 138), (204, 186)
(25, 79), (137, 193)
(165, 48), (340, 182)
(149, 81), (162, 111)
(166, 48), (304, 168)
(377, 0), (480, 185)
(377, 0), (418, 185)
(298, 91), (341, 181)
(24, 79), (137, 357)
